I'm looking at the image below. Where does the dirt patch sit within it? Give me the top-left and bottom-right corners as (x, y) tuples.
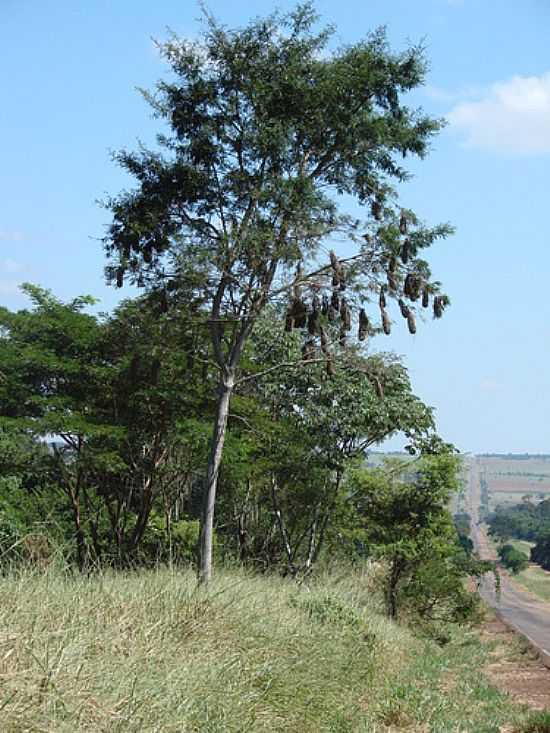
(481, 615), (550, 711)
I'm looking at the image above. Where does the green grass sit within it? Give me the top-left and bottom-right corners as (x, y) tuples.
(514, 565), (550, 602)
(495, 539), (550, 603)
(509, 539), (535, 557)
(520, 710), (550, 732)
(0, 565), (533, 732)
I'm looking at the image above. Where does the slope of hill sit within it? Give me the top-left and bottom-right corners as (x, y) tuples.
(0, 565), (538, 732)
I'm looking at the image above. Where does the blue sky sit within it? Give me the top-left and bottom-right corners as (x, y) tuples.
(1, 0), (549, 453)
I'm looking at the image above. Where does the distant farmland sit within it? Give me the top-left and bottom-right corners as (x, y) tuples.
(476, 455), (550, 510)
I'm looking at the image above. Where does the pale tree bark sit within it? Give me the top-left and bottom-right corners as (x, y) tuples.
(270, 474), (296, 576)
(197, 259), (277, 584)
(198, 370), (235, 584)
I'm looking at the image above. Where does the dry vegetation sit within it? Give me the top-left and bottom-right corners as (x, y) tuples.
(0, 565), (540, 732)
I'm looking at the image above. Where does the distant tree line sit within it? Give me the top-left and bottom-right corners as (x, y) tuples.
(487, 498), (550, 570)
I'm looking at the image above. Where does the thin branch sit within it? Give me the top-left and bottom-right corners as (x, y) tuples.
(235, 357), (325, 386)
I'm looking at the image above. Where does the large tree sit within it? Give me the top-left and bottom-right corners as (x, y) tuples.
(103, 4), (452, 582)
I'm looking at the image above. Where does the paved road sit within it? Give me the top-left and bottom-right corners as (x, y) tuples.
(466, 457), (550, 658)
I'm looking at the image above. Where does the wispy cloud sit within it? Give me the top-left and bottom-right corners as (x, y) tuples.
(424, 83), (484, 103)
(479, 378), (503, 394)
(0, 259), (25, 274)
(0, 230), (24, 242)
(0, 280), (22, 297)
(0, 258), (29, 298)
(447, 72), (550, 154)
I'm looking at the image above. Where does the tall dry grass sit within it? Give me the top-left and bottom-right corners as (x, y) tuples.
(0, 564), (528, 732)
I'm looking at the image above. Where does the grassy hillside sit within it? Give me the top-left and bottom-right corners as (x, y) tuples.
(0, 565), (536, 732)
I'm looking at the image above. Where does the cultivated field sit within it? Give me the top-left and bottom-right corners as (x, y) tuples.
(477, 455), (550, 510)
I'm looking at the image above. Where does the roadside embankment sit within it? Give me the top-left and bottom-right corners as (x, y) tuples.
(0, 565), (538, 732)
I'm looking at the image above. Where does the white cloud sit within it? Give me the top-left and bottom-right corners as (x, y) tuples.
(448, 72), (550, 154)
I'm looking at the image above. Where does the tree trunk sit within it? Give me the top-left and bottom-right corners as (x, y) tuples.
(270, 474), (296, 576)
(387, 556), (405, 620)
(198, 372), (234, 584)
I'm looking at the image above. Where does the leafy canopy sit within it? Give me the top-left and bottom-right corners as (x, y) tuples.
(103, 2), (451, 367)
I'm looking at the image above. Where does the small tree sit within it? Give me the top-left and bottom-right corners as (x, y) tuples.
(348, 453), (493, 621)
(103, 4), (452, 582)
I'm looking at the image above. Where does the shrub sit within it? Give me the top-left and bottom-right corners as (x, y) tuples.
(498, 544), (529, 574)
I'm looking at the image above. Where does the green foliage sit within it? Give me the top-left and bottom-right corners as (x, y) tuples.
(522, 711), (550, 733)
(488, 497), (550, 572)
(0, 289), (213, 568)
(488, 497), (550, 542)
(531, 530), (550, 570)
(139, 515), (203, 565)
(290, 591), (361, 629)
(498, 543), (529, 575)
(345, 453), (492, 622)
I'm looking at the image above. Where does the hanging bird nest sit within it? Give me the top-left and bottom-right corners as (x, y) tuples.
(398, 299), (410, 319)
(371, 199), (382, 221)
(382, 309), (391, 335)
(358, 309), (370, 341)
(116, 267), (125, 289)
(410, 276), (421, 301)
(302, 339), (316, 361)
(422, 287), (430, 308)
(143, 245), (153, 264)
(340, 298), (351, 331)
(307, 309), (319, 336)
(326, 355), (336, 377)
(379, 287), (386, 309)
(400, 239), (411, 264)
(285, 298), (308, 330)
(329, 250), (346, 290)
(404, 274), (421, 301)
(433, 295), (447, 319)
(407, 311), (416, 334)
(400, 212), (408, 235)
(387, 272), (398, 291)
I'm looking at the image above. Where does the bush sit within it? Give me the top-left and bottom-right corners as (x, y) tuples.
(138, 515), (202, 565)
(290, 591), (361, 629)
(498, 544), (529, 574)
